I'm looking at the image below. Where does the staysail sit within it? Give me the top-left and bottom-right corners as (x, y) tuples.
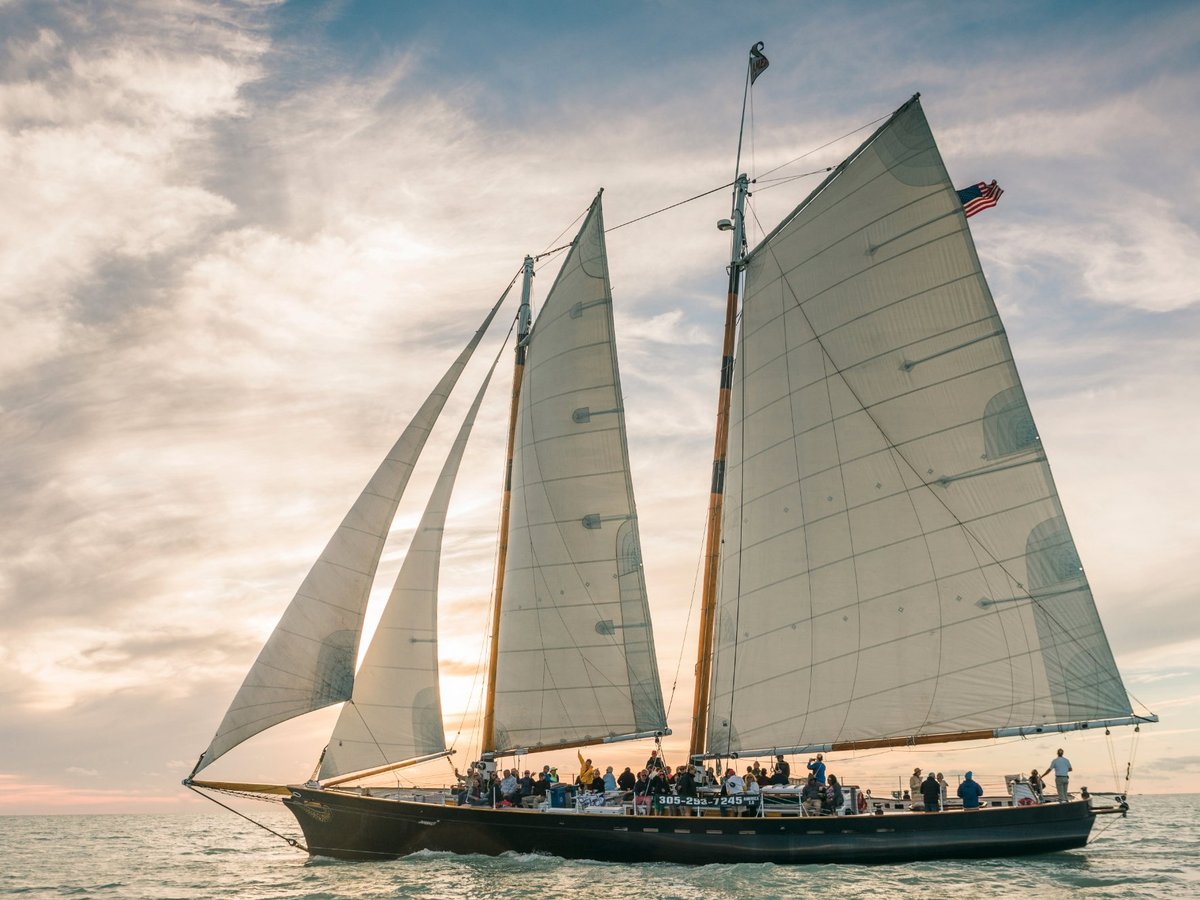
(194, 290), (508, 775)
(318, 355), (500, 780)
(491, 193), (667, 752)
(706, 97), (1133, 757)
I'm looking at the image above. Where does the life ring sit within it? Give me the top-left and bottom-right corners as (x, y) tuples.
(857, 792), (867, 814)
(1017, 797), (1035, 807)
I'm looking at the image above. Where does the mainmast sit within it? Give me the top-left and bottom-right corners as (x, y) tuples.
(689, 174), (749, 760)
(690, 42), (768, 760)
(481, 254), (534, 755)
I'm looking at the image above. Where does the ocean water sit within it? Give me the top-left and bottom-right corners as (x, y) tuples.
(2, 795), (1196, 899)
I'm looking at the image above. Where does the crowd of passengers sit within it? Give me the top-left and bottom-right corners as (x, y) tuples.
(455, 751), (845, 815)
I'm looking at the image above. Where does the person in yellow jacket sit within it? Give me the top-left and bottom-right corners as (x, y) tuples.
(578, 751), (597, 787)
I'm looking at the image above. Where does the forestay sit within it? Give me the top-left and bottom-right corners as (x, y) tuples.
(195, 291), (507, 774)
(491, 194), (667, 752)
(319, 355), (500, 779)
(706, 97), (1132, 757)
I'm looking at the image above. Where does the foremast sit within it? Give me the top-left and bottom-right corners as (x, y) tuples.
(481, 254), (534, 756)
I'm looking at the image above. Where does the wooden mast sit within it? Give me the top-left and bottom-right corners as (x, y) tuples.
(481, 254), (534, 755)
(688, 175), (749, 760)
(690, 43), (764, 761)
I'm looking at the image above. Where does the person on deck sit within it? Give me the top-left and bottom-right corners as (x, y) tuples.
(532, 771), (551, 802)
(675, 764), (698, 816)
(518, 770), (535, 806)
(920, 772), (941, 812)
(647, 767), (669, 816)
(646, 750), (664, 772)
(603, 766), (617, 792)
(1028, 769), (1045, 801)
(826, 775), (844, 813)
(1041, 749), (1073, 802)
(633, 770), (651, 814)
(801, 775), (825, 815)
(499, 769), (519, 805)
(617, 766), (636, 794)
(771, 755), (791, 785)
(806, 754), (826, 785)
(578, 752), (596, 788)
(957, 771), (984, 810)
(909, 767), (923, 807)
(936, 772), (948, 805)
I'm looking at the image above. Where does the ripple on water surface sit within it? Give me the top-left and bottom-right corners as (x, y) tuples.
(1, 796), (1196, 899)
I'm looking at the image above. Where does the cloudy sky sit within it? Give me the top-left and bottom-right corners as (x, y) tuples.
(2, 0), (1198, 815)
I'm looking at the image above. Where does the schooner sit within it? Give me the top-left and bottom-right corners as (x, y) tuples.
(185, 45), (1155, 864)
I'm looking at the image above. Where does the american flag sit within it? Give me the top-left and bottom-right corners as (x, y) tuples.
(956, 180), (1004, 218)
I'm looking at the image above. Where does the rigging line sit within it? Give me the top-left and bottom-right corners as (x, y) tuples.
(608, 181), (736, 235)
(752, 167), (836, 192)
(754, 167), (836, 185)
(185, 785), (307, 851)
(534, 182), (738, 263)
(1105, 729), (1121, 792)
(447, 314), (521, 761)
(664, 516), (711, 718)
(722, 303), (751, 755)
(539, 205), (588, 259)
(756, 110), (892, 180)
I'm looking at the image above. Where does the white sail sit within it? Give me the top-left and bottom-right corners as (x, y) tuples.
(195, 291), (508, 774)
(491, 194), (667, 752)
(707, 97), (1132, 757)
(318, 357), (498, 780)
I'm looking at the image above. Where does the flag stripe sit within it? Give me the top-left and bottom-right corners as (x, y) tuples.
(957, 179), (1004, 218)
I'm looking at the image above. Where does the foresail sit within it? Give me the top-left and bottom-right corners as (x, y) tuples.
(318, 356), (499, 781)
(194, 290), (508, 775)
(491, 194), (667, 753)
(707, 98), (1132, 757)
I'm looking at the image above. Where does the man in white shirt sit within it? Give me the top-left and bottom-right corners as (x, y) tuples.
(1041, 748), (1073, 802)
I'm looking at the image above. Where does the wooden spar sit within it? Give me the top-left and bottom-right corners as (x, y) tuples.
(693, 714), (1159, 760)
(689, 174), (750, 760)
(481, 255), (534, 755)
(187, 779), (293, 795)
(490, 729), (669, 760)
(320, 750), (455, 788)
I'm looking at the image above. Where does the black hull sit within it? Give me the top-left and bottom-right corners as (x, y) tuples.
(283, 788), (1096, 865)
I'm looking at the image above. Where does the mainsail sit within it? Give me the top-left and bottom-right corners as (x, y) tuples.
(195, 291), (508, 775)
(491, 194), (668, 752)
(318, 356), (500, 780)
(706, 97), (1133, 757)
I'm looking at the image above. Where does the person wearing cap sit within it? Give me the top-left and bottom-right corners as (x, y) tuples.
(1041, 748), (1073, 802)
(920, 772), (941, 812)
(957, 771), (984, 810)
(909, 767), (923, 809)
